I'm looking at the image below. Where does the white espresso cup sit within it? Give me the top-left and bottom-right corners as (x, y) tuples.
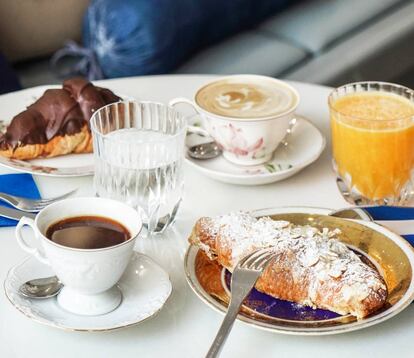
(15, 197), (142, 316)
(170, 75), (300, 166)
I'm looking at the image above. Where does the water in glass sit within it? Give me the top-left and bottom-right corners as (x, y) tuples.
(91, 101), (186, 234)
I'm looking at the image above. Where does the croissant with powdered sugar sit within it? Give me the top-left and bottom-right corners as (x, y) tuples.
(189, 212), (387, 319)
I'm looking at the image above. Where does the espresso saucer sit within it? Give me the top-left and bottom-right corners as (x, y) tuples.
(185, 115), (325, 185)
(4, 252), (172, 332)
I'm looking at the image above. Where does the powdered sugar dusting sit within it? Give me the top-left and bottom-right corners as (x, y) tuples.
(199, 212), (386, 315)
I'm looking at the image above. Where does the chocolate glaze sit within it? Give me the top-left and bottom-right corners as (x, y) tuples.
(63, 78), (107, 121)
(0, 77), (120, 150)
(1, 110), (48, 148)
(29, 89), (84, 140)
(97, 87), (122, 103)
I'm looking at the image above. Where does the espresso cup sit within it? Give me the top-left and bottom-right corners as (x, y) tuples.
(15, 197), (142, 316)
(170, 75), (300, 166)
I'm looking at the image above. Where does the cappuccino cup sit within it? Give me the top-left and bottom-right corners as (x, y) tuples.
(15, 197), (142, 316)
(170, 75), (299, 166)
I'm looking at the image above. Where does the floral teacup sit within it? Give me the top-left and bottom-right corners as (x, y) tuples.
(170, 75), (299, 166)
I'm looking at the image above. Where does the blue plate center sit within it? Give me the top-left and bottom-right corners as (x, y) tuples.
(224, 269), (341, 321)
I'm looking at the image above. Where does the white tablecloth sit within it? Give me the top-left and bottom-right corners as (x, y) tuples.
(0, 75), (412, 358)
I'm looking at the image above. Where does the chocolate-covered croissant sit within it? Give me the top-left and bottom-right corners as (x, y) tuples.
(0, 77), (120, 160)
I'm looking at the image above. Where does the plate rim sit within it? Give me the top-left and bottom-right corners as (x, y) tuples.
(4, 252), (173, 332)
(185, 115), (326, 182)
(0, 156), (94, 178)
(184, 206), (414, 335)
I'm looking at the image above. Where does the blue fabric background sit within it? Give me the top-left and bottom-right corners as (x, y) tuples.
(0, 174), (40, 226)
(83, 0), (294, 78)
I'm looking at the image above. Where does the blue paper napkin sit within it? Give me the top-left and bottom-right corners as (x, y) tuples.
(0, 173), (40, 226)
(363, 206), (414, 246)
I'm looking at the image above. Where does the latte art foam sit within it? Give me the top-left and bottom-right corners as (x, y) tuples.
(196, 78), (297, 119)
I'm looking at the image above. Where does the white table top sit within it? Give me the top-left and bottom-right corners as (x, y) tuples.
(0, 75), (412, 358)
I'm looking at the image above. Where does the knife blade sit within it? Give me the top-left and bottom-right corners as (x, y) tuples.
(0, 206), (36, 220)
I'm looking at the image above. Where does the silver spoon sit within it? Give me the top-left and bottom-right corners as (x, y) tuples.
(187, 141), (222, 160)
(19, 276), (63, 299)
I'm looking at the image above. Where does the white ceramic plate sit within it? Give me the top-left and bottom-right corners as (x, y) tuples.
(0, 86), (133, 177)
(4, 251), (172, 332)
(185, 115), (325, 185)
(184, 206), (414, 335)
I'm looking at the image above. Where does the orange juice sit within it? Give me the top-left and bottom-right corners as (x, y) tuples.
(330, 91), (414, 201)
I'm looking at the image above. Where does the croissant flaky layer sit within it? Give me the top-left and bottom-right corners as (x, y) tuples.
(189, 212), (388, 319)
(0, 124), (92, 160)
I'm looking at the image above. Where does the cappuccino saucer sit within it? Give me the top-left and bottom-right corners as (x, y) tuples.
(185, 115), (325, 185)
(4, 252), (172, 332)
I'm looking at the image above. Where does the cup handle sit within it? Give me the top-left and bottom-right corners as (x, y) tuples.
(16, 217), (50, 265)
(169, 97), (199, 112)
(169, 97), (210, 137)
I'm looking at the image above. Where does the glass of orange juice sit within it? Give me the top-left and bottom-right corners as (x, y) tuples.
(329, 82), (414, 205)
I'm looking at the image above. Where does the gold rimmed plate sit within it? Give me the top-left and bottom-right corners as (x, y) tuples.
(184, 206), (414, 335)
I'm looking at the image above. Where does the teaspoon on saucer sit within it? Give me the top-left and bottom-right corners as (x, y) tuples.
(187, 141), (222, 160)
(19, 275), (63, 299)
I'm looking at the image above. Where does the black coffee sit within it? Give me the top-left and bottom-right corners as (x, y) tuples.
(46, 216), (130, 249)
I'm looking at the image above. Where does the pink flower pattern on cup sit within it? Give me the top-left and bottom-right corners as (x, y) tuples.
(215, 123), (265, 159)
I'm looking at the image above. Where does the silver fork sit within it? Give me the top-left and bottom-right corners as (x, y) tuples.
(0, 189), (77, 212)
(206, 249), (276, 358)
